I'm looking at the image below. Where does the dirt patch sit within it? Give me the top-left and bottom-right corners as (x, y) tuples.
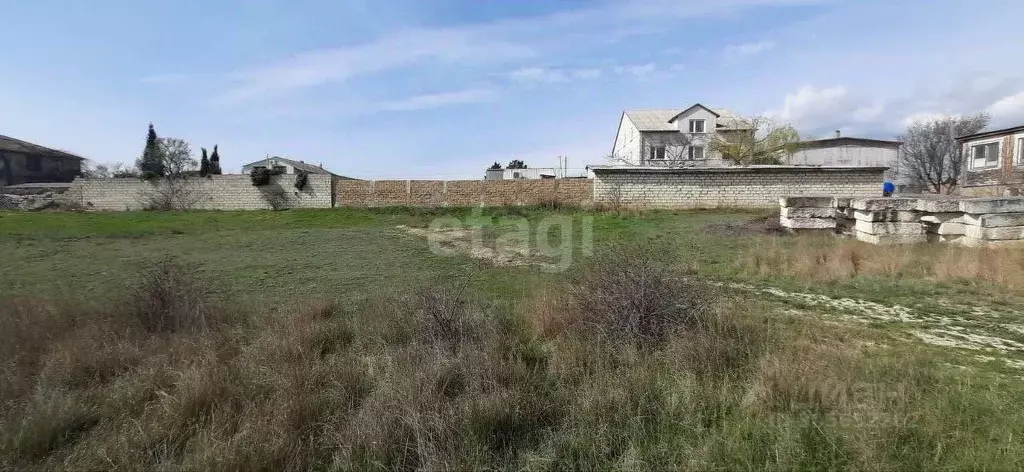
(396, 225), (556, 268)
(703, 212), (789, 238)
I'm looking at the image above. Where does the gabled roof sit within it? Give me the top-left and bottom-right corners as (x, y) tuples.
(793, 137), (903, 149)
(244, 156), (337, 175)
(622, 106), (751, 132)
(667, 103), (720, 123)
(0, 135), (86, 160)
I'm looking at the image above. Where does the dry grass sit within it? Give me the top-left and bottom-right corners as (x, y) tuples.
(3, 248), (1024, 469)
(740, 236), (1024, 289)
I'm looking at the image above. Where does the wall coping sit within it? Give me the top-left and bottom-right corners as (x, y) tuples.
(588, 165), (889, 174)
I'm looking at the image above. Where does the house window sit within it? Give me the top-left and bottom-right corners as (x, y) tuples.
(971, 142), (1000, 169)
(1018, 137), (1024, 165)
(26, 155), (42, 172)
(649, 146), (666, 160)
(688, 146), (705, 160)
(689, 119), (706, 133)
(272, 165), (287, 174)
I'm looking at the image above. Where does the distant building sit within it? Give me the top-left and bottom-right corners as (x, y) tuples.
(785, 134), (902, 181)
(610, 103), (753, 167)
(957, 124), (1024, 197)
(0, 135), (85, 186)
(484, 167), (562, 180)
(241, 156), (353, 179)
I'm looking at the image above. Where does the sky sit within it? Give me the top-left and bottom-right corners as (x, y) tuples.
(2, 0), (1024, 179)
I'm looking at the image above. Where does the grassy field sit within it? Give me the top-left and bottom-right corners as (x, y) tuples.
(2, 207), (1024, 470)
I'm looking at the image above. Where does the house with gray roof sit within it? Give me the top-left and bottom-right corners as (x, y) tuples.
(0, 135), (85, 186)
(610, 104), (753, 167)
(241, 156), (353, 179)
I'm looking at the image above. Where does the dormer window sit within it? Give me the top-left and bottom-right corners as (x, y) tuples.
(689, 119), (706, 133)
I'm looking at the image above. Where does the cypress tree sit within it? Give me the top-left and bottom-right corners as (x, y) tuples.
(199, 148), (210, 177)
(137, 123), (166, 177)
(209, 145), (222, 174)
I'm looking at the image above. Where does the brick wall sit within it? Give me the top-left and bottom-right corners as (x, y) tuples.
(592, 166), (885, 208)
(335, 179), (593, 207)
(69, 174), (334, 211)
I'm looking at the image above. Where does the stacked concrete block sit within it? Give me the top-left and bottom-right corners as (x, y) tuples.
(917, 198), (965, 244)
(833, 197), (855, 236)
(959, 198), (1024, 247)
(779, 196), (836, 232)
(850, 197), (925, 244)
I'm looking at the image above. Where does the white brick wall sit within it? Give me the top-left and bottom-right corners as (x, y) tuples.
(593, 167), (884, 208)
(69, 174), (333, 211)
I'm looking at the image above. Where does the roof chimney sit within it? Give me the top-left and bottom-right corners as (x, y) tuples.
(835, 130), (841, 138)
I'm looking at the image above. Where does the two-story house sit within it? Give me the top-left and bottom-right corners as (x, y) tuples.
(610, 104), (753, 167)
(957, 124), (1024, 196)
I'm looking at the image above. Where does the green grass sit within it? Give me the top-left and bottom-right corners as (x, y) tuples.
(2, 207), (1024, 470)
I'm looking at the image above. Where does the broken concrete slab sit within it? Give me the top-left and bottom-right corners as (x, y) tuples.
(781, 207), (836, 219)
(855, 231), (927, 245)
(916, 198), (961, 213)
(923, 222), (966, 236)
(779, 196), (836, 208)
(962, 213), (1024, 228)
(853, 210), (920, 222)
(780, 217), (836, 229)
(850, 197), (919, 211)
(920, 212), (964, 224)
(964, 225), (1024, 241)
(854, 220), (923, 235)
(959, 197), (1024, 214)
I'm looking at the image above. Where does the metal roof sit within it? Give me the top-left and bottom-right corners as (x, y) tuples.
(0, 135), (86, 160)
(956, 124), (1024, 142)
(244, 156), (336, 175)
(623, 107), (751, 132)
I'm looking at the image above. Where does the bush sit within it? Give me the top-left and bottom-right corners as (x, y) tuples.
(250, 168), (272, 186)
(133, 258), (215, 334)
(294, 171), (309, 190)
(570, 242), (716, 345)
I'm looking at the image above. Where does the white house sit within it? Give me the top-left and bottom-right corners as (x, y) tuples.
(484, 167), (562, 180)
(610, 103), (753, 167)
(241, 156), (339, 177)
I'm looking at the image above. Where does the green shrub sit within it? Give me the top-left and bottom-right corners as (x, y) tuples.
(249, 167), (283, 186)
(294, 171), (309, 190)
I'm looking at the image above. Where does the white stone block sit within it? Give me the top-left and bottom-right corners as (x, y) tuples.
(960, 197), (1024, 214)
(916, 198), (961, 213)
(781, 207), (835, 218)
(854, 220), (923, 235)
(853, 210), (920, 222)
(855, 231), (927, 245)
(781, 217), (836, 229)
(779, 196), (835, 208)
(964, 225), (1024, 241)
(850, 197), (919, 211)
(920, 212), (964, 224)
(924, 222), (965, 236)
(962, 213), (1024, 228)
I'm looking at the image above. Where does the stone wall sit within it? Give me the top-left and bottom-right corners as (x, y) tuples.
(69, 174), (334, 211)
(591, 166), (885, 209)
(334, 179), (593, 207)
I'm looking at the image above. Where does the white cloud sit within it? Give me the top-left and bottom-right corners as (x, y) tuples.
(987, 91), (1024, 123)
(508, 67), (569, 83)
(376, 88), (498, 112)
(725, 40), (777, 57)
(572, 68), (602, 79)
(771, 85), (849, 123)
(614, 63), (657, 79)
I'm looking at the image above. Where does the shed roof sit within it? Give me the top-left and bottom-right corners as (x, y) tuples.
(0, 135), (86, 160)
(623, 107), (751, 132)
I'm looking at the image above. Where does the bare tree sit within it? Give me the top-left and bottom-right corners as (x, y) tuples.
(710, 116), (800, 165)
(607, 133), (697, 167)
(898, 113), (989, 194)
(159, 137), (198, 176)
(81, 161), (137, 178)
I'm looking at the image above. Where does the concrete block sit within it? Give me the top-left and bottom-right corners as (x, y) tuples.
(855, 231), (927, 245)
(964, 225), (1024, 241)
(853, 210), (920, 222)
(924, 222), (965, 235)
(837, 207), (855, 219)
(962, 213), (1024, 228)
(781, 207), (835, 218)
(920, 212), (964, 224)
(854, 220), (923, 235)
(850, 197), (919, 211)
(960, 197), (1024, 214)
(833, 197), (852, 209)
(779, 196), (835, 208)
(916, 198), (961, 213)
(780, 217), (836, 229)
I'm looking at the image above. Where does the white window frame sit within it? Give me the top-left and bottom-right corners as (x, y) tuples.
(969, 139), (1002, 171)
(649, 145), (666, 160)
(688, 145), (705, 160)
(1016, 135), (1024, 166)
(689, 119), (706, 134)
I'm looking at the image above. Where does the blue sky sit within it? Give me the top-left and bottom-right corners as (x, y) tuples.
(2, 0), (1023, 178)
